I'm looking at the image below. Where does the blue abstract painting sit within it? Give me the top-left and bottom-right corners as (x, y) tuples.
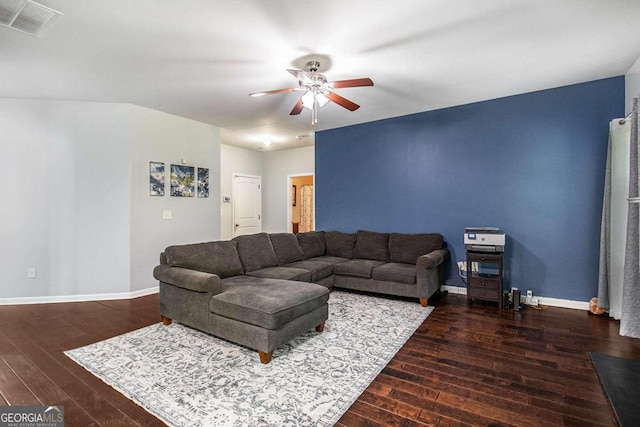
(149, 162), (165, 196)
(170, 164), (195, 197)
(198, 167), (209, 198)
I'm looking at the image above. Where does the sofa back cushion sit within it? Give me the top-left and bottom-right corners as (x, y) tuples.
(164, 241), (243, 278)
(389, 233), (443, 264)
(269, 233), (304, 265)
(325, 231), (356, 259)
(297, 231), (326, 259)
(353, 230), (390, 262)
(233, 232), (279, 273)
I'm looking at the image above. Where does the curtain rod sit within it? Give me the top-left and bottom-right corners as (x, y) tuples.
(619, 112), (633, 125)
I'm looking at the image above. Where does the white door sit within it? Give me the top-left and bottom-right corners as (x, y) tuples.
(233, 174), (261, 237)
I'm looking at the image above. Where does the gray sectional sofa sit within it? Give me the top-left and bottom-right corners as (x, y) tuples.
(153, 230), (448, 363)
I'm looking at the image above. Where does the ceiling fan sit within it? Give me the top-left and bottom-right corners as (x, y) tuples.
(249, 60), (374, 125)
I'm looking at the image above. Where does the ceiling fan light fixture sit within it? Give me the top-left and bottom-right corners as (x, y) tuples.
(301, 90), (329, 109)
(250, 59), (373, 126)
(316, 92), (330, 108)
(301, 90), (314, 109)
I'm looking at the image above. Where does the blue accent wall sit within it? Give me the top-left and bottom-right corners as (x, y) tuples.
(315, 77), (624, 301)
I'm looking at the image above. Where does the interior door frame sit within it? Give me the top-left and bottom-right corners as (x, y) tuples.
(287, 173), (314, 233)
(232, 173), (262, 237)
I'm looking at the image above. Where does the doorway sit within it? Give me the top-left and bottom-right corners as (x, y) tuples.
(233, 174), (261, 237)
(288, 174), (314, 234)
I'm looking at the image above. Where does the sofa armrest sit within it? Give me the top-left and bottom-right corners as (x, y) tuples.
(415, 248), (449, 301)
(417, 248), (449, 269)
(153, 265), (222, 294)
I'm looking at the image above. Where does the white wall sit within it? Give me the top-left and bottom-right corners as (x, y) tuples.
(220, 144), (264, 240)
(1, 97), (310, 301)
(219, 144), (315, 239)
(1, 99), (132, 299)
(626, 55), (640, 114)
(0, 100), (221, 302)
(131, 106), (221, 292)
(262, 146), (315, 233)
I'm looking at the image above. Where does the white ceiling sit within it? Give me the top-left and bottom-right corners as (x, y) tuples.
(2, 0), (640, 151)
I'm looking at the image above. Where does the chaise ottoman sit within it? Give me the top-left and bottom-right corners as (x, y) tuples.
(209, 277), (329, 363)
(159, 274), (329, 364)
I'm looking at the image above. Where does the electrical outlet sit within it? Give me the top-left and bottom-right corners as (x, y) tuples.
(526, 290), (533, 304)
(27, 267), (36, 278)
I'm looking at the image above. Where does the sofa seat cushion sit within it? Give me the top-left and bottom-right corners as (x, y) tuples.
(246, 266), (311, 282)
(333, 259), (385, 278)
(210, 280), (329, 330)
(164, 240), (243, 278)
(372, 263), (417, 285)
(310, 256), (349, 265)
(284, 260), (333, 282)
(389, 233), (443, 264)
(233, 232), (279, 273)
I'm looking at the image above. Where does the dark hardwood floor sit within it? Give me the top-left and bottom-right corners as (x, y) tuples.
(1, 291), (639, 426)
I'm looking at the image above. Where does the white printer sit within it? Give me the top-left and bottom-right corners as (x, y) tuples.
(464, 227), (505, 252)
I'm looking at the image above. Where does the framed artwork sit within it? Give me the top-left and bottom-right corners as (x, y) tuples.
(292, 185), (297, 206)
(149, 161), (165, 196)
(197, 167), (209, 198)
(170, 164), (195, 197)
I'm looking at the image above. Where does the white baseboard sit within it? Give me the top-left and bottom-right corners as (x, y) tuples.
(441, 285), (468, 295)
(0, 284), (589, 311)
(536, 297), (589, 311)
(0, 286), (159, 306)
(440, 285), (589, 311)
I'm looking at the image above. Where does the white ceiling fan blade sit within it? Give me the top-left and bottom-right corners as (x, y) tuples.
(287, 69), (311, 83)
(249, 87), (300, 97)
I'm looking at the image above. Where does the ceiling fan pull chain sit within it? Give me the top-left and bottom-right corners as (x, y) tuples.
(313, 94), (319, 125)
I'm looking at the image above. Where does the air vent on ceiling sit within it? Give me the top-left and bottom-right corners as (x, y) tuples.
(0, 0), (62, 37)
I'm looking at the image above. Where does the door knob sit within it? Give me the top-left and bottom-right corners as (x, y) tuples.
(235, 224), (239, 227)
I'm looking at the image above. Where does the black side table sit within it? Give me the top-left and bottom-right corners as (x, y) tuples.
(466, 251), (504, 309)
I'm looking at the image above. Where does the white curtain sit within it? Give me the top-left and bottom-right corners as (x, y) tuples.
(299, 185), (314, 233)
(621, 97), (640, 338)
(598, 119), (631, 319)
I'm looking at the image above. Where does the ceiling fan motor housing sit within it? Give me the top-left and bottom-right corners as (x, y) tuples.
(306, 60), (321, 73)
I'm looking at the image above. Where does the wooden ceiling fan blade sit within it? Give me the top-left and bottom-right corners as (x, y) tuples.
(290, 98), (304, 115)
(326, 92), (360, 111)
(331, 78), (374, 89)
(249, 87), (298, 97)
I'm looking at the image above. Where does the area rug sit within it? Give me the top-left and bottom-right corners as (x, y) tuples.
(589, 352), (640, 427)
(65, 291), (433, 426)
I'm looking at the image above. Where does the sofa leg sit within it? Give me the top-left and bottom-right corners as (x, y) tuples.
(315, 322), (325, 333)
(259, 351), (273, 364)
(160, 315), (172, 325)
(419, 298), (428, 307)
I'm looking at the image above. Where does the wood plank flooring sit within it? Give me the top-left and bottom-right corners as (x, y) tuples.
(1, 291), (638, 426)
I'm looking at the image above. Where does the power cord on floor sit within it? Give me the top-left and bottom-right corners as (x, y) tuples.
(457, 261), (468, 285)
(523, 302), (548, 310)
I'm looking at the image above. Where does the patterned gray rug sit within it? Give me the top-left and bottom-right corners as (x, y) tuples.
(65, 291), (433, 426)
